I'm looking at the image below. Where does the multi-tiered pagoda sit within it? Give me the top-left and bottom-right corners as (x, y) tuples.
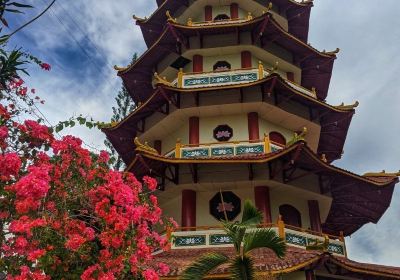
(104, 0), (400, 278)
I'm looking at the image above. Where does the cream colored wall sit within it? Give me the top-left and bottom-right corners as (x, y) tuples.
(158, 183), (323, 229)
(199, 114), (249, 143)
(259, 118), (293, 142)
(160, 121), (189, 155)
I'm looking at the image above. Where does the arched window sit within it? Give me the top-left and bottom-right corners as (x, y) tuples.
(214, 14), (230, 21)
(279, 204), (302, 228)
(213, 61), (231, 72)
(269, 131), (286, 146)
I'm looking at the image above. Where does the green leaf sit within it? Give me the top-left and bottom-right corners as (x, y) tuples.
(55, 124), (63, 133)
(69, 120), (75, 127)
(222, 221), (246, 253)
(241, 200), (263, 226)
(230, 255), (255, 280)
(7, 2), (34, 8)
(242, 229), (286, 258)
(180, 253), (229, 280)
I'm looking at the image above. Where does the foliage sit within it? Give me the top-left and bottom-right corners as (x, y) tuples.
(0, 4), (175, 280)
(104, 54), (137, 170)
(181, 200), (286, 280)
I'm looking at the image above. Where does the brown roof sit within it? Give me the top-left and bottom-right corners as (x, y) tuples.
(156, 246), (324, 277)
(156, 246), (400, 279)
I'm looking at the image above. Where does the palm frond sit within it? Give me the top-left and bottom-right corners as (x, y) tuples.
(230, 255), (255, 280)
(243, 228), (286, 258)
(180, 253), (229, 280)
(241, 200), (263, 226)
(222, 221), (247, 253)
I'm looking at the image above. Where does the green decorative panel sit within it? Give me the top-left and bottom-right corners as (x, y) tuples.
(235, 145), (264, 155)
(286, 233), (307, 247)
(174, 235), (206, 247)
(209, 234), (233, 245)
(211, 147), (235, 156)
(328, 243), (345, 255)
(231, 73), (257, 82)
(270, 146), (281, 153)
(182, 148), (209, 158)
(184, 77), (209, 87)
(210, 75), (231, 84)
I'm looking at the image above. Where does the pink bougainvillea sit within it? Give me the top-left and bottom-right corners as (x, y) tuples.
(0, 69), (174, 279)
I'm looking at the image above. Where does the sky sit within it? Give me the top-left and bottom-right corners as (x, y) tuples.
(6, 0), (400, 266)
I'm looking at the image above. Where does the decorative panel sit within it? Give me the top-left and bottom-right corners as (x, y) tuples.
(174, 235), (206, 247)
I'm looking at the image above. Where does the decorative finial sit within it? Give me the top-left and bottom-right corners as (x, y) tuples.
(166, 10), (177, 23)
(325, 48), (340, 55)
(133, 15), (146, 22)
(247, 12), (253, 20)
(134, 137), (159, 155)
(154, 72), (173, 86)
(335, 101), (359, 110)
(321, 154), (327, 163)
(187, 18), (193, 26)
(364, 170), (400, 177)
(114, 65), (128, 71)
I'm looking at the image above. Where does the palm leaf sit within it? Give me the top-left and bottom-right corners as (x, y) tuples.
(241, 200), (263, 226)
(230, 255), (255, 280)
(222, 221), (246, 253)
(180, 253), (229, 280)
(243, 229), (286, 258)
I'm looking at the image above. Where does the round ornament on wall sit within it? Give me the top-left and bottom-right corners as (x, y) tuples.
(213, 124), (233, 142)
(209, 191), (241, 221)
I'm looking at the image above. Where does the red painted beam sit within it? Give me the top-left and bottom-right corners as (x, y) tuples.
(308, 200), (322, 233)
(247, 112), (259, 141)
(305, 270), (315, 280)
(205, 5), (212, 21)
(181, 190), (196, 228)
(241, 51), (252, 68)
(254, 186), (272, 224)
(189, 116), (199, 145)
(192, 55), (203, 73)
(230, 3), (239, 20)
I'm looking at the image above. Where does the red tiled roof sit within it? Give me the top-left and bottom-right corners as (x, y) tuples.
(156, 247), (400, 279)
(156, 246), (324, 277)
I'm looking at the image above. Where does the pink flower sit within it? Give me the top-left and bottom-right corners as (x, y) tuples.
(143, 269), (159, 280)
(143, 176), (158, 191)
(158, 263), (170, 276)
(40, 63), (51, 71)
(65, 234), (86, 251)
(0, 126), (8, 139)
(0, 153), (21, 180)
(99, 150), (110, 163)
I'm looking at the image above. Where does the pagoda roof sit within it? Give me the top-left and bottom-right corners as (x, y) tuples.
(128, 141), (398, 236)
(118, 13), (336, 103)
(103, 74), (354, 165)
(155, 246), (400, 279)
(140, 0), (313, 47)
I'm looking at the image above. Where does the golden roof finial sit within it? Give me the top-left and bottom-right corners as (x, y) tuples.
(166, 10), (177, 23)
(321, 154), (327, 163)
(133, 15), (146, 22)
(324, 48), (340, 55)
(287, 127), (307, 147)
(134, 137), (159, 155)
(187, 17), (193, 26)
(363, 170), (400, 177)
(247, 12), (253, 21)
(335, 101), (359, 111)
(154, 72), (173, 87)
(114, 65), (129, 72)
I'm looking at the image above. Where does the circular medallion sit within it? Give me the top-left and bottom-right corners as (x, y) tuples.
(209, 191), (241, 221)
(213, 124), (233, 142)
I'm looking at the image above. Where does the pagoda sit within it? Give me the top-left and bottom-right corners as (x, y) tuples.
(104, 0), (400, 279)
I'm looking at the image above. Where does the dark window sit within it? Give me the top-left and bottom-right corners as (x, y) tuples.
(279, 204), (302, 228)
(213, 61), (231, 72)
(269, 131), (286, 146)
(214, 14), (230, 21)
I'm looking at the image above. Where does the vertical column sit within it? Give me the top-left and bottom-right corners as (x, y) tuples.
(305, 270), (315, 280)
(286, 72), (295, 81)
(181, 190), (196, 228)
(189, 116), (200, 145)
(204, 5), (212, 21)
(247, 112), (260, 141)
(308, 200), (322, 233)
(241, 51), (252, 68)
(254, 186), (272, 224)
(154, 140), (162, 155)
(192, 55), (203, 73)
(230, 3), (239, 19)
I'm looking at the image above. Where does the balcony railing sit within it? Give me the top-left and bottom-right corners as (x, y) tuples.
(165, 220), (346, 257)
(164, 135), (285, 159)
(155, 61), (316, 98)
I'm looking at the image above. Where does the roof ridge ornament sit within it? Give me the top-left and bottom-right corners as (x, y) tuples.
(286, 127), (307, 146)
(363, 170), (400, 177)
(335, 101), (359, 110)
(166, 10), (177, 23)
(134, 137), (159, 155)
(114, 65), (129, 72)
(323, 48), (340, 55)
(306, 235), (329, 252)
(262, 2), (273, 14)
(133, 14), (146, 22)
(154, 72), (173, 87)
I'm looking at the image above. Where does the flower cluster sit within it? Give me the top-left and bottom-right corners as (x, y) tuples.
(0, 75), (174, 279)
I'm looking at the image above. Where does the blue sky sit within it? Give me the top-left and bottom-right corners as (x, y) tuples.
(6, 0), (400, 266)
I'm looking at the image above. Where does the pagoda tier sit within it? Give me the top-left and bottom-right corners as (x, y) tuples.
(155, 246), (400, 279)
(128, 140), (398, 236)
(119, 12), (336, 103)
(103, 75), (354, 165)
(140, 0), (313, 46)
